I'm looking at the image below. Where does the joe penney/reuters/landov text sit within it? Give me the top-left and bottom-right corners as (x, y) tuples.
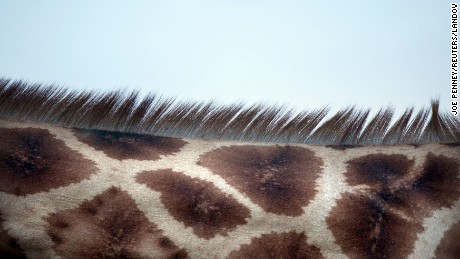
(452, 3), (458, 116)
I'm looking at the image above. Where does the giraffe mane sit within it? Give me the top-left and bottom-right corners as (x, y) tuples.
(0, 77), (458, 145)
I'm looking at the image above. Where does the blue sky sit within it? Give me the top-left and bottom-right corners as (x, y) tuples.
(0, 1), (450, 116)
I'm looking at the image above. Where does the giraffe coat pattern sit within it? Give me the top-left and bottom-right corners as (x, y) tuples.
(0, 119), (459, 259)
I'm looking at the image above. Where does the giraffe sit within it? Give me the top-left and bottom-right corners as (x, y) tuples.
(0, 79), (459, 258)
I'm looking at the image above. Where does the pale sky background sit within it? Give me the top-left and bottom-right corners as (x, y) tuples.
(0, 0), (451, 117)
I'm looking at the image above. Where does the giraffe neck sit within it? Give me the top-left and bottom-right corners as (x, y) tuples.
(0, 119), (459, 258)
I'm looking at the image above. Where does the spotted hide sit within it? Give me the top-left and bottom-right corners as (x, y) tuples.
(0, 120), (459, 259)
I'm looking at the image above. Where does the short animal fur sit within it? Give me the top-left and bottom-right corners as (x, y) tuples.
(0, 78), (459, 258)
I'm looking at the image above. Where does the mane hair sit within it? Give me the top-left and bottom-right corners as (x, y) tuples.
(0, 78), (458, 145)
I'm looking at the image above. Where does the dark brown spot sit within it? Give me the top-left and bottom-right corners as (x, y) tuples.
(435, 221), (460, 259)
(228, 231), (323, 259)
(327, 193), (422, 259)
(73, 128), (187, 160)
(326, 144), (362, 150)
(198, 145), (323, 216)
(0, 215), (26, 259)
(0, 128), (98, 196)
(327, 153), (460, 258)
(406, 154), (460, 209)
(45, 186), (188, 259)
(345, 154), (413, 187)
(136, 169), (250, 239)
